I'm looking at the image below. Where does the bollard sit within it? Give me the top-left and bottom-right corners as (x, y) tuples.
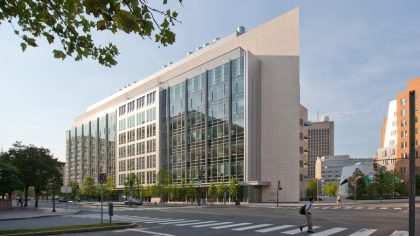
(108, 203), (114, 224)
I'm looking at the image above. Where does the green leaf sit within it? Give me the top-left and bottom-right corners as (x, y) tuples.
(53, 50), (67, 60)
(20, 43), (27, 52)
(42, 32), (55, 44)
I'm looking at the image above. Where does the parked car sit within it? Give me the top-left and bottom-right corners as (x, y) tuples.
(124, 198), (143, 205)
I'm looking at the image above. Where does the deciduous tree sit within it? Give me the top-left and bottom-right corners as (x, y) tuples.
(0, 0), (182, 67)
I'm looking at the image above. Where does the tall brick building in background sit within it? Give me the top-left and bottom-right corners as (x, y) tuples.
(375, 78), (420, 182)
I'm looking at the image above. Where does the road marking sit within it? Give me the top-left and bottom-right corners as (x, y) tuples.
(232, 223), (272, 231)
(176, 221), (217, 226)
(311, 227), (347, 236)
(344, 207), (353, 209)
(394, 207), (402, 210)
(282, 226), (321, 234)
(347, 228), (377, 236)
(159, 219), (200, 225)
(126, 228), (175, 236)
(192, 222), (233, 228)
(211, 222), (252, 229)
(143, 218), (181, 223)
(254, 224), (295, 233)
(389, 230), (408, 236)
(331, 207), (340, 209)
(354, 207), (363, 209)
(367, 207), (375, 209)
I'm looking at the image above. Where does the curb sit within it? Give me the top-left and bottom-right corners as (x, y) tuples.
(2, 222), (137, 236)
(0, 210), (81, 222)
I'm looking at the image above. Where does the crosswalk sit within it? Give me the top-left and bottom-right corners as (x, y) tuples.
(65, 214), (408, 235)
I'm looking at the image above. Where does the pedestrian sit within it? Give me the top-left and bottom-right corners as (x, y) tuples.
(299, 197), (314, 234)
(16, 197), (20, 206)
(336, 194), (342, 205)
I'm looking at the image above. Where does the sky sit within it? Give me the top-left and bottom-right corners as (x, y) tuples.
(1, 0), (420, 162)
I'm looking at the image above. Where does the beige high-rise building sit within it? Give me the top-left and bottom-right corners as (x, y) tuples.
(307, 118), (334, 178)
(66, 8), (307, 202)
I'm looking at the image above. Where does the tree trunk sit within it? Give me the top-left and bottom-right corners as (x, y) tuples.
(24, 186), (29, 207)
(34, 188), (40, 208)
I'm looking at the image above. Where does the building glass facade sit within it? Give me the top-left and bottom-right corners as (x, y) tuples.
(166, 53), (245, 184)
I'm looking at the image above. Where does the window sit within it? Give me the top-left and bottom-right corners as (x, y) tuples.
(401, 141), (408, 149)
(119, 146), (127, 158)
(147, 124), (156, 137)
(147, 140), (156, 153)
(136, 142), (145, 155)
(118, 133), (126, 145)
(127, 101), (135, 113)
(127, 144), (135, 157)
(127, 130), (135, 143)
(400, 167), (406, 174)
(401, 130), (408, 137)
(401, 109), (406, 116)
(127, 115), (135, 129)
(401, 98), (406, 105)
(119, 105), (126, 116)
(119, 119), (126, 131)
(147, 91), (156, 105)
(137, 96), (145, 109)
(401, 120), (407, 127)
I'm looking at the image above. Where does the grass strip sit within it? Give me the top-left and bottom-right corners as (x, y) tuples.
(0, 223), (130, 235)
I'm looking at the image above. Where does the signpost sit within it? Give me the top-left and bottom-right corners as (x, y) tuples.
(99, 173), (106, 224)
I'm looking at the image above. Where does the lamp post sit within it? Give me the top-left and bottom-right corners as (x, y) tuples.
(51, 183), (56, 212)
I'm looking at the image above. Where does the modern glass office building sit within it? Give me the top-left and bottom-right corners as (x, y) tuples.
(66, 8), (308, 202)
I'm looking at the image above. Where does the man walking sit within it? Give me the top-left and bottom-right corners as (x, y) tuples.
(299, 197), (314, 233)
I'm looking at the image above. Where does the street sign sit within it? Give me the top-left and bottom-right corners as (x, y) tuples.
(60, 186), (72, 193)
(99, 173), (106, 184)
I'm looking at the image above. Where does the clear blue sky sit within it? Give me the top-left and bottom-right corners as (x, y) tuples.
(1, 0), (420, 162)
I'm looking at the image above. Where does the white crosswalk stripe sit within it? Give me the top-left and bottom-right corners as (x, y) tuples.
(144, 219), (185, 223)
(380, 207), (388, 210)
(232, 223), (272, 231)
(282, 226), (321, 234)
(159, 220), (201, 225)
(347, 228), (377, 236)
(254, 224), (295, 233)
(311, 227), (347, 236)
(367, 207), (375, 209)
(176, 221), (217, 226)
(211, 222), (252, 229)
(355, 207), (363, 210)
(389, 230), (409, 236)
(192, 222), (233, 228)
(394, 207), (402, 210)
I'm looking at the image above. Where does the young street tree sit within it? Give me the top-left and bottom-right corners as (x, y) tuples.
(81, 176), (97, 200)
(0, 157), (24, 199)
(0, 0), (183, 67)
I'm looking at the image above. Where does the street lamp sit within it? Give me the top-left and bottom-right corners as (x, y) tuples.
(50, 182), (56, 212)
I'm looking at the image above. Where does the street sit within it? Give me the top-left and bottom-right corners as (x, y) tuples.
(0, 201), (417, 236)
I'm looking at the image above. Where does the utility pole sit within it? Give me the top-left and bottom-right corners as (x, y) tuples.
(408, 91), (416, 236)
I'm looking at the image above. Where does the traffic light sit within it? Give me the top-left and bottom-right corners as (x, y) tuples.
(278, 180), (282, 190)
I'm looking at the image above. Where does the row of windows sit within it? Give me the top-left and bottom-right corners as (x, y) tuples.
(118, 91), (157, 116)
(118, 155), (156, 172)
(118, 140), (157, 158)
(118, 171), (156, 185)
(118, 124), (156, 145)
(119, 108), (157, 131)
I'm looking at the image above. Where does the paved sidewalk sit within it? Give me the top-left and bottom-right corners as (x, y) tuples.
(0, 207), (79, 221)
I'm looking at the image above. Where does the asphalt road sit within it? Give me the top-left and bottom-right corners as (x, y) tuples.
(0, 203), (417, 236)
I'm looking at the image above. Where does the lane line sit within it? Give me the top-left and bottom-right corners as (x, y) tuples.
(159, 220), (200, 225)
(176, 221), (217, 226)
(311, 227), (347, 236)
(255, 224), (295, 233)
(192, 222), (234, 228)
(211, 222), (252, 229)
(232, 224), (272, 231)
(282, 226), (321, 234)
(389, 230), (409, 236)
(347, 228), (377, 236)
(126, 228), (175, 236)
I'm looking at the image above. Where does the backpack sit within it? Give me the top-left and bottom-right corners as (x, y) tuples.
(299, 204), (306, 215)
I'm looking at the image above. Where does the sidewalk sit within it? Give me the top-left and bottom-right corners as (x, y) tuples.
(0, 207), (79, 221)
